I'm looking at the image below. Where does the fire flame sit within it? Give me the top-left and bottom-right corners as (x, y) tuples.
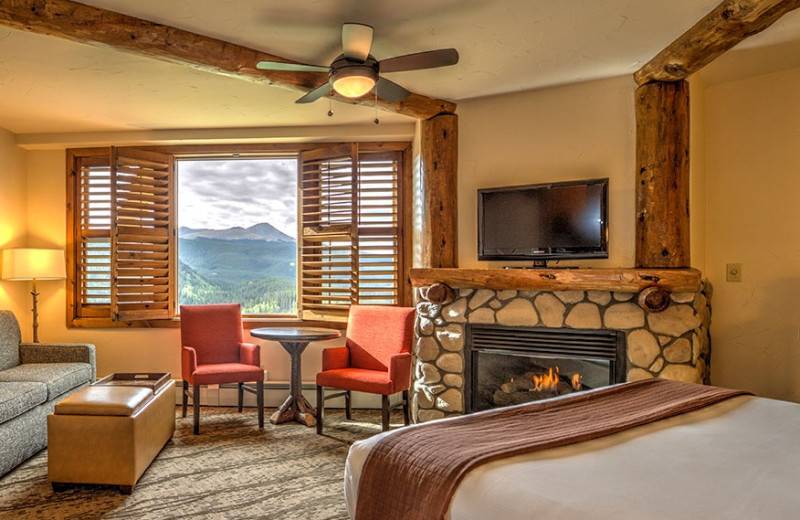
(571, 373), (582, 391)
(533, 367), (560, 392)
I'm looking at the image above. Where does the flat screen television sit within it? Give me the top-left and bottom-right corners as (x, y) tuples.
(478, 178), (608, 267)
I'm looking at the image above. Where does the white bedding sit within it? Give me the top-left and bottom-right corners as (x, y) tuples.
(345, 394), (800, 519)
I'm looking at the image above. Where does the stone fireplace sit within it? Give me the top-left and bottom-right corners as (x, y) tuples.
(411, 270), (711, 423)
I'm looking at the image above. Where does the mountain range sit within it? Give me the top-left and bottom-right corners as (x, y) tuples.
(179, 222), (294, 242)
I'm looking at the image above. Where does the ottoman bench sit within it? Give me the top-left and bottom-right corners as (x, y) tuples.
(47, 375), (175, 493)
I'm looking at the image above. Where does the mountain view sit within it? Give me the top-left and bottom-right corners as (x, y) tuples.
(178, 222), (297, 315)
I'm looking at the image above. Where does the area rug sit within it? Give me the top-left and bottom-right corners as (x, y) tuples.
(0, 407), (391, 520)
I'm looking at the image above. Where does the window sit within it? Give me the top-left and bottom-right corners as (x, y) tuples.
(67, 143), (410, 326)
(177, 157), (298, 315)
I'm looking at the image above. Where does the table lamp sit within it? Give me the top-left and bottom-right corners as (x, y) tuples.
(2, 248), (66, 343)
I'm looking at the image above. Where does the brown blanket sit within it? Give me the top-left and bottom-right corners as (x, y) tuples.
(355, 379), (751, 520)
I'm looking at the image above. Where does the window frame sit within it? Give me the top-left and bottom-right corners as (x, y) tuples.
(66, 142), (412, 329)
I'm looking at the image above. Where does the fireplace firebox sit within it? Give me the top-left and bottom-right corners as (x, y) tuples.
(465, 325), (626, 413)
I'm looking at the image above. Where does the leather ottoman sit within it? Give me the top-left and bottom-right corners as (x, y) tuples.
(47, 377), (175, 493)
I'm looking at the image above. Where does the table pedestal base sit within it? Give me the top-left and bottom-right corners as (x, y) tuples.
(270, 394), (317, 427)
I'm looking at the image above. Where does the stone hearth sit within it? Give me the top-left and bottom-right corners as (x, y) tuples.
(412, 285), (711, 423)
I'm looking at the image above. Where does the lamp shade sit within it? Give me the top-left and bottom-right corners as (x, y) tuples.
(2, 248), (66, 280)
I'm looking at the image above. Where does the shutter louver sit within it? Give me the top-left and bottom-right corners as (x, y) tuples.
(357, 153), (400, 304)
(110, 147), (174, 321)
(299, 144), (358, 319)
(77, 156), (113, 314)
(298, 145), (403, 318)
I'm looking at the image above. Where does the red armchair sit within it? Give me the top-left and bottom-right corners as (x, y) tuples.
(315, 305), (416, 433)
(180, 304), (264, 434)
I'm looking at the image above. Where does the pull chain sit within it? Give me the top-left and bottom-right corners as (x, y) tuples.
(374, 90), (379, 125)
(328, 95), (333, 117)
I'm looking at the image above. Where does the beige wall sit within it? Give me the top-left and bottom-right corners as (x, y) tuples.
(697, 65), (800, 402)
(457, 75), (636, 268)
(0, 129), (30, 322)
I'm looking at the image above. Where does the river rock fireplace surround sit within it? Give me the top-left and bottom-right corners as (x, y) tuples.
(410, 268), (711, 423)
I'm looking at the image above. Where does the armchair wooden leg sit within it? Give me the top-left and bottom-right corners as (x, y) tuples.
(193, 384), (201, 435)
(316, 385), (324, 435)
(237, 382), (244, 413)
(402, 390), (410, 426)
(257, 380), (264, 428)
(381, 395), (390, 432)
(182, 381), (188, 418)
(345, 390), (352, 420)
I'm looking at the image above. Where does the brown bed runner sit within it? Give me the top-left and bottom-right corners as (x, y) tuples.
(355, 379), (751, 520)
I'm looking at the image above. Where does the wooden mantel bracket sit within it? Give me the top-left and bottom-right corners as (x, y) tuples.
(0, 0), (456, 120)
(423, 283), (456, 305)
(637, 286), (672, 313)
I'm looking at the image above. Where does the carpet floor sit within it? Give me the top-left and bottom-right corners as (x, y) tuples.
(0, 407), (393, 520)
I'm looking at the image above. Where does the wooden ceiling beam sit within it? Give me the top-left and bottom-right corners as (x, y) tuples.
(0, 0), (456, 119)
(635, 0), (800, 85)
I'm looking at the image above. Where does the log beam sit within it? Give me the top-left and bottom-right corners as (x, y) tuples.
(635, 0), (800, 85)
(635, 81), (690, 268)
(0, 0), (456, 120)
(419, 113), (459, 268)
(409, 268), (703, 293)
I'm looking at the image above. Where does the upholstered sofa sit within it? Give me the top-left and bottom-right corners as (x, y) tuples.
(0, 310), (96, 477)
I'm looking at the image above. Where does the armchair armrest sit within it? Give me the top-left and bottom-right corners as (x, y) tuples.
(20, 342), (97, 382)
(322, 346), (350, 371)
(388, 352), (413, 388)
(239, 342), (261, 367)
(181, 346), (198, 380)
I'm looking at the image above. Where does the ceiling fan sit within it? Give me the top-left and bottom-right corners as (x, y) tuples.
(256, 23), (459, 104)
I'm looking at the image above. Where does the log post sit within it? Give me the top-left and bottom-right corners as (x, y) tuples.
(419, 113), (458, 268)
(635, 80), (690, 268)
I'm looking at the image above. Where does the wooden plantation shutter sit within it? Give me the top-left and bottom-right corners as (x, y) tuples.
(110, 147), (175, 321)
(73, 154), (113, 317)
(356, 151), (401, 304)
(299, 144), (358, 319)
(299, 144), (403, 319)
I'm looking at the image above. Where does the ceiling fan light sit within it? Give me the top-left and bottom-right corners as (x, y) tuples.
(332, 75), (376, 98)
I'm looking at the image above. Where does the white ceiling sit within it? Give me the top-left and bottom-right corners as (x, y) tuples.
(0, 0), (797, 135)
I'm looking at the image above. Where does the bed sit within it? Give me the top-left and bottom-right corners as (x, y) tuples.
(344, 380), (800, 520)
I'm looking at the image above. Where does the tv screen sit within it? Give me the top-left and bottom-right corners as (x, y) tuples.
(478, 178), (608, 264)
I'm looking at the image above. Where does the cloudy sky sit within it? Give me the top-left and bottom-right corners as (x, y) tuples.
(177, 158), (297, 238)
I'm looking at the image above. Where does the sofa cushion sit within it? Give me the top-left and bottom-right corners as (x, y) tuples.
(0, 381), (47, 423)
(0, 363), (92, 400)
(0, 311), (21, 371)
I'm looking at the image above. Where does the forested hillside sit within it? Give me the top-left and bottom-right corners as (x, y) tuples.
(178, 223), (297, 314)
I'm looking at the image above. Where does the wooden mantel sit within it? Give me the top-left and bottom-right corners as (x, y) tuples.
(409, 268), (703, 293)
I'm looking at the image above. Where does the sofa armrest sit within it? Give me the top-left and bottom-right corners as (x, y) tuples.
(239, 342), (261, 367)
(20, 342), (97, 382)
(388, 352), (412, 389)
(322, 346), (350, 371)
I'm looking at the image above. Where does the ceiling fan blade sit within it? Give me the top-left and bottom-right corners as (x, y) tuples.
(374, 77), (411, 103)
(379, 48), (459, 73)
(296, 83), (333, 104)
(257, 61), (329, 72)
(342, 23), (374, 62)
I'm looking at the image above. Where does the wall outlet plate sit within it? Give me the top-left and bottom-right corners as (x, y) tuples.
(726, 263), (743, 282)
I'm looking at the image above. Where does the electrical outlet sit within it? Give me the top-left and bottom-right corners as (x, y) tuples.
(726, 263), (742, 282)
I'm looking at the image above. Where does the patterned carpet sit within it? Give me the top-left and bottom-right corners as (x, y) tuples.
(0, 407), (392, 520)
